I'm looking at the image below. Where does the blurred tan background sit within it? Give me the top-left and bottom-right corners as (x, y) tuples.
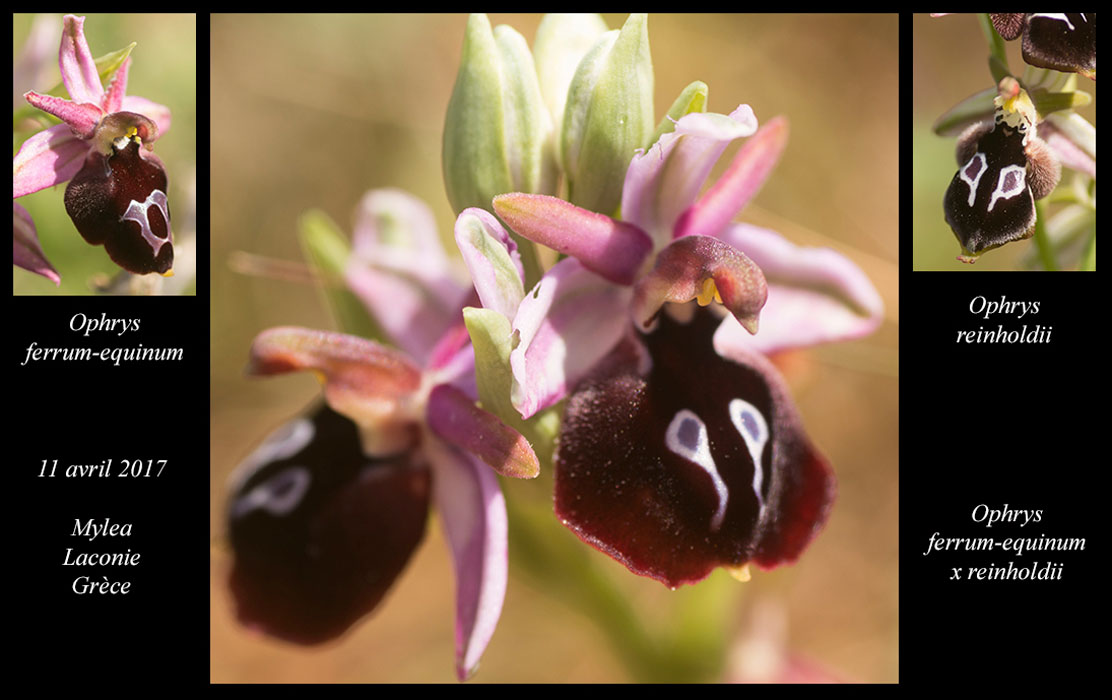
(913, 13), (1097, 270)
(211, 14), (898, 683)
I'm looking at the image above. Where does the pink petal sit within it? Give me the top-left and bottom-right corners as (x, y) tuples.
(352, 188), (450, 273)
(715, 223), (884, 354)
(622, 105), (757, 247)
(101, 56), (129, 114)
(427, 384), (539, 479)
(347, 189), (469, 362)
(24, 91), (103, 138)
(632, 235), (767, 334)
(425, 438), (508, 681)
(510, 257), (632, 418)
(493, 193), (653, 285)
(59, 15), (104, 106)
(247, 327), (423, 456)
(674, 116), (789, 240)
(13, 202), (60, 285)
(12, 124), (91, 197)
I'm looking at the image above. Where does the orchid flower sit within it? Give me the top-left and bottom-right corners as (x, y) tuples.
(462, 105), (882, 588)
(14, 14), (174, 277)
(227, 190), (538, 681)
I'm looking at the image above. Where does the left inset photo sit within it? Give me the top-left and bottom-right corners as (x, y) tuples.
(13, 13), (197, 295)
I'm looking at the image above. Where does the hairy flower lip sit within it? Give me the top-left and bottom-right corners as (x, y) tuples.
(459, 95), (880, 587)
(553, 305), (836, 589)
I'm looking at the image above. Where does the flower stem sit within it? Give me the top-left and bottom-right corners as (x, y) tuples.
(1080, 228), (1096, 271)
(504, 482), (734, 681)
(1031, 200), (1058, 271)
(977, 14), (1009, 71)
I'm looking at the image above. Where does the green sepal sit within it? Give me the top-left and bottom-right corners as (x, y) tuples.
(932, 86), (996, 137)
(462, 306), (555, 465)
(646, 80), (708, 150)
(1030, 89), (1092, 116)
(297, 209), (382, 341)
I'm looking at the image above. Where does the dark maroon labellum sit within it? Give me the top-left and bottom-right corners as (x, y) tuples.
(228, 404), (430, 644)
(554, 305), (834, 588)
(64, 139), (173, 275)
(990, 13), (1096, 79)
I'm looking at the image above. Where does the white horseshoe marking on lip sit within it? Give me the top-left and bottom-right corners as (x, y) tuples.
(729, 398), (769, 516)
(665, 410), (729, 532)
(121, 189), (171, 255)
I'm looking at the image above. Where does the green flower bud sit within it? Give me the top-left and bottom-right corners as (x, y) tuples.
(647, 80), (708, 150)
(533, 13), (610, 167)
(560, 13), (654, 216)
(443, 14), (557, 215)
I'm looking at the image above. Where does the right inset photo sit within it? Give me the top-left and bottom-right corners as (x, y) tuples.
(913, 13), (1096, 271)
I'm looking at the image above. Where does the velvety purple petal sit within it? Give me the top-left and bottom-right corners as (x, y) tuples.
(554, 305), (835, 588)
(674, 116), (789, 240)
(493, 193), (653, 285)
(632, 234), (767, 334)
(510, 257), (632, 418)
(121, 96), (172, 140)
(622, 105), (757, 247)
(426, 437), (508, 681)
(454, 207), (526, 320)
(715, 223), (884, 353)
(13, 202), (60, 285)
(247, 327), (423, 456)
(428, 384), (539, 479)
(24, 91), (103, 138)
(12, 124), (91, 197)
(228, 404), (430, 644)
(59, 15), (104, 106)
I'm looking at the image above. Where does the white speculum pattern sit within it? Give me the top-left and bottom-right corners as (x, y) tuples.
(729, 398), (769, 516)
(227, 417), (314, 493)
(988, 165), (1027, 212)
(960, 152), (987, 207)
(1030, 13), (1077, 30)
(121, 189), (171, 254)
(666, 409), (729, 532)
(233, 466), (311, 519)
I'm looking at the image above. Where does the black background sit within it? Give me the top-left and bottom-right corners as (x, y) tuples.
(9, 12), (1100, 689)
(903, 273), (1100, 684)
(13, 297), (208, 683)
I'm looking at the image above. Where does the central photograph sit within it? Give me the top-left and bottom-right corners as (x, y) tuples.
(209, 13), (898, 683)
